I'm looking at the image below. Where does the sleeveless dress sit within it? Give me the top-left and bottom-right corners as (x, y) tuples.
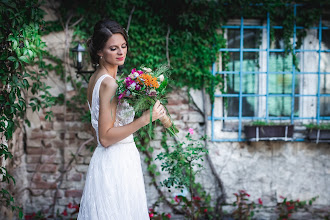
(77, 74), (150, 220)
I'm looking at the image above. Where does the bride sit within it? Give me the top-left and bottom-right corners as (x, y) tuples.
(77, 18), (166, 220)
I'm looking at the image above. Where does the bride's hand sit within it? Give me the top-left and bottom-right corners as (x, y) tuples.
(142, 100), (166, 125)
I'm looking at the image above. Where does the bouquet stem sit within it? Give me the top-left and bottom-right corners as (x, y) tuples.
(160, 114), (172, 128)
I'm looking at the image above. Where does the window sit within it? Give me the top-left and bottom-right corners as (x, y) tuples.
(210, 5), (330, 142)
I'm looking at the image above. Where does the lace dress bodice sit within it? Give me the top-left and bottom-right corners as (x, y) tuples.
(88, 74), (135, 146)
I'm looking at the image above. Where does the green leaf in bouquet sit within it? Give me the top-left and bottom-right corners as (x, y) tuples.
(158, 78), (168, 94)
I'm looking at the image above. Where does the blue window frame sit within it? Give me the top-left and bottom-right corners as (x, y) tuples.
(210, 4), (330, 142)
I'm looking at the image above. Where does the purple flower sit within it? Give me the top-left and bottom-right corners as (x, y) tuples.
(135, 85), (141, 90)
(118, 93), (124, 100)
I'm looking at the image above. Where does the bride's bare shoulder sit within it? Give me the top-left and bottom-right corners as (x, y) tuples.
(99, 76), (118, 95)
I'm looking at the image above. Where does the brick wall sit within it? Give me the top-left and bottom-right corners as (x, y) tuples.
(23, 104), (96, 216)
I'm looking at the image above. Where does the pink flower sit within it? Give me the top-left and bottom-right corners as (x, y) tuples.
(193, 196), (201, 201)
(166, 213), (172, 218)
(61, 210), (68, 216)
(118, 93), (124, 100)
(137, 70), (143, 74)
(131, 68), (137, 74)
(174, 195), (181, 203)
(149, 213), (154, 218)
(258, 198), (263, 205)
(188, 128), (194, 135)
(240, 190), (250, 197)
(125, 77), (134, 87)
(288, 205), (295, 211)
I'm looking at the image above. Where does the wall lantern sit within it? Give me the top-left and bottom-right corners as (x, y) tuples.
(71, 42), (96, 82)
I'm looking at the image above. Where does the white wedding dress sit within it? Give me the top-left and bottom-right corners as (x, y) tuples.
(78, 74), (150, 220)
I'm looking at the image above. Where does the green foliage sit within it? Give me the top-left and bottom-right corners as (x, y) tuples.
(304, 123), (330, 130)
(46, 0), (227, 102)
(231, 190), (261, 220)
(0, 0), (56, 217)
(276, 196), (319, 220)
(0, 189), (23, 219)
(251, 121), (291, 126)
(156, 133), (208, 191)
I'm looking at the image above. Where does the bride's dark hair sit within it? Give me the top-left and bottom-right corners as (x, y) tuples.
(87, 19), (128, 65)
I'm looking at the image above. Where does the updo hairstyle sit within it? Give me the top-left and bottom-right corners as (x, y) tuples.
(87, 19), (128, 65)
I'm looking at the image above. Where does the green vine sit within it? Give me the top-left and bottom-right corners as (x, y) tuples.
(0, 0), (58, 218)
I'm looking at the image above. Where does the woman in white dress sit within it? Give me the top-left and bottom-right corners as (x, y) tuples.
(77, 19), (166, 220)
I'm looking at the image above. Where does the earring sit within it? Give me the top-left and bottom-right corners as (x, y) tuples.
(100, 56), (103, 59)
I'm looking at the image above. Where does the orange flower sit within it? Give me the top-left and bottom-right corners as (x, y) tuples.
(137, 74), (159, 88)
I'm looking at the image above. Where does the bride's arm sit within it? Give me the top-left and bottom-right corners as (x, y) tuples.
(98, 77), (165, 147)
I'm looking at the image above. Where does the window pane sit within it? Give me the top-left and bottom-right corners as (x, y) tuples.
(225, 97), (239, 117)
(269, 52), (293, 72)
(242, 97), (257, 117)
(242, 74), (258, 93)
(227, 74), (258, 117)
(320, 97), (330, 117)
(227, 29), (240, 48)
(270, 29), (285, 49)
(268, 97), (293, 117)
(320, 74), (330, 94)
(227, 74), (240, 93)
(321, 29), (330, 50)
(227, 74), (259, 94)
(269, 74), (296, 94)
(243, 52), (259, 71)
(227, 52), (240, 71)
(244, 29), (261, 48)
(225, 97), (257, 117)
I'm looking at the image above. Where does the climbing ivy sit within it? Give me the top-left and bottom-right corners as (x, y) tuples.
(0, 0), (59, 218)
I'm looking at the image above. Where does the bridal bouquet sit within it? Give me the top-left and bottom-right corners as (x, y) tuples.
(116, 65), (179, 136)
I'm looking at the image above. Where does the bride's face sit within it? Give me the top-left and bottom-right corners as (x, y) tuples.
(98, 33), (127, 66)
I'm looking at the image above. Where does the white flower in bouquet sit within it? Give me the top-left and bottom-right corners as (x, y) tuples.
(158, 74), (164, 82)
(142, 67), (152, 73)
(133, 72), (140, 78)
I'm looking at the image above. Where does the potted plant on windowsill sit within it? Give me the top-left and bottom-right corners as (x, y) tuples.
(305, 123), (330, 143)
(244, 121), (294, 141)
